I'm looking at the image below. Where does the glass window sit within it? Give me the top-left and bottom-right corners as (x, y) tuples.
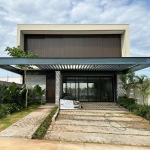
(79, 77), (88, 101)
(66, 77), (76, 98)
(88, 77), (100, 101)
(63, 76), (113, 102)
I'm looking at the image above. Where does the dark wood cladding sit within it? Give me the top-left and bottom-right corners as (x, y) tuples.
(24, 34), (121, 58)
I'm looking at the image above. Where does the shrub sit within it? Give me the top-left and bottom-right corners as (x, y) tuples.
(118, 95), (150, 122)
(118, 95), (135, 108)
(0, 83), (46, 119)
(32, 106), (58, 139)
(146, 110), (150, 121)
(0, 103), (21, 119)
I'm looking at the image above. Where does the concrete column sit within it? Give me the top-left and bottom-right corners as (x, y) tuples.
(55, 71), (62, 104)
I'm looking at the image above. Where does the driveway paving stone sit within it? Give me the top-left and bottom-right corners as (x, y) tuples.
(44, 102), (150, 146)
(0, 104), (54, 139)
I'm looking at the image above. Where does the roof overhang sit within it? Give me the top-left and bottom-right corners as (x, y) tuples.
(18, 24), (128, 34)
(0, 57), (150, 75)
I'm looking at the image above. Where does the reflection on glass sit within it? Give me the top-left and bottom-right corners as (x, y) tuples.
(88, 77), (100, 101)
(66, 77), (76, 98)
(76, 77), (78, 100)
(63, 76), (113, 102)
(79, 77), (88, 101)
(63, 83), (66, 93)
(100, 78), (113, 101)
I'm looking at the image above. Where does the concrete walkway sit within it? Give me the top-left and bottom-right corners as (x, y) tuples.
(45, 102), (150, 147)
(0, 104), (54, 139)
(0, 138), (150, 150)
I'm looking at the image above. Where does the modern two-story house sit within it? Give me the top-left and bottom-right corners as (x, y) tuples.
(1, 24), (150, 105)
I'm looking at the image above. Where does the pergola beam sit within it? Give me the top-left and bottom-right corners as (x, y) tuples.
(0, 57), (150, 65)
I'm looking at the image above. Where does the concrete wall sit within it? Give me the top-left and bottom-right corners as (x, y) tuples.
(26, 75), (46, 100)
(127, 88), (150, 105)
(117, 75), (150, 105)
(17, 24), (130, 56)
(0, 81), (22, 87)
(0, 77), (22, 84)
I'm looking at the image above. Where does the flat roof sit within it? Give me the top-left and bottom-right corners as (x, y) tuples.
(18, 24), (129, 34)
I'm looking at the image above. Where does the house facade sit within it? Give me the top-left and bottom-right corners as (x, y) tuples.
(16, 24), (130, 104)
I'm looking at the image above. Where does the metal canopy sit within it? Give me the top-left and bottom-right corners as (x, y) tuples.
(36, 64), (137, 71)
(0, 57), (150, 74)
(0, 57), (150, 65)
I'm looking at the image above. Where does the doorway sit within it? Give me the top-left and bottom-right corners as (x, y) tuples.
(46, 76), (55, 103)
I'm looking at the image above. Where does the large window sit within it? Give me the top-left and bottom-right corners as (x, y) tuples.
(63, 76), (113, 102)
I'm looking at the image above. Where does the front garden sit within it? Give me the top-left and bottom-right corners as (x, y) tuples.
(118, 95), (150, 122)
(0, 82), (45, 119)
(0, 105), (40, 131)
(118, 70), (150, 122)
(120, 70), (150, 105)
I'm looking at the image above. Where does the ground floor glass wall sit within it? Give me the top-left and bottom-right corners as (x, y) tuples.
(63, 76), (113, 102)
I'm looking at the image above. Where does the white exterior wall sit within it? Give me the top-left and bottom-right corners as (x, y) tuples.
(26, 75), (46, 100)
(127, 88), (150, 105)
(0, 77), (22, 84)
(0, 80), (22, 87)
(117, 75), (150, 105)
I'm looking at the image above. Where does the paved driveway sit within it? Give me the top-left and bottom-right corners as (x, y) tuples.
(45, 102), (150, 147)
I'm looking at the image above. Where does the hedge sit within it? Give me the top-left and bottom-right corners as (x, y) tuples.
(32, 106), (58, 139)
(117, 95), (150, 122)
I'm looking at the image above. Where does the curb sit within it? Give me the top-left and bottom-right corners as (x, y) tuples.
(52, 107), (60, 122)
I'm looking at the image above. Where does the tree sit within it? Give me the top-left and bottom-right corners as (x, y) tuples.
(120, 70), (139, 99)
(136, 75), (150, 105)
(33, 85), (46, 104)
(120, 73), (129, 91)
(127, 71), (137, 100)
(5, 46), (38, 108)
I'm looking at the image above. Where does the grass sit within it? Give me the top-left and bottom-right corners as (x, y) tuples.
(0, 105), (40, 131)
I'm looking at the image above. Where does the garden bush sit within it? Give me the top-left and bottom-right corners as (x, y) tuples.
(118, 95), (150, 122)
(118, 95), (135, 109)
(0, 103), (21, 119)
(0, 83), (46, 119)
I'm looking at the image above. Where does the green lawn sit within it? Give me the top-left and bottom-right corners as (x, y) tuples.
(0, 105), (40, 131)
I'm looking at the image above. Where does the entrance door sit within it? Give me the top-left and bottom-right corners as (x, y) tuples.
(46, 76), (55, 103)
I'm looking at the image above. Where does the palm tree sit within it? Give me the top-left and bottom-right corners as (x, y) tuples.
(136, 75), (150, 105)
(127, 71), (137, 100)
(120, 73), (129, 91)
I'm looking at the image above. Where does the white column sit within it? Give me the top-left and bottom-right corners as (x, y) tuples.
(55, 71), (62, 104)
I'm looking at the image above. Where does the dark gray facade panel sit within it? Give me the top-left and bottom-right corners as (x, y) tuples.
(24, 34), (121, 58)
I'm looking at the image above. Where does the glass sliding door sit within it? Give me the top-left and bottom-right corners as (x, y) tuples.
(88, 77), (100, 101)
(79, 77), (88, 101)
(66, 77), (76, 99)
(100, 77), (113, 102)
(63, 76), (113, 102)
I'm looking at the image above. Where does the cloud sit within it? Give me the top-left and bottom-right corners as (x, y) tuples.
(0, 0), (150, 75)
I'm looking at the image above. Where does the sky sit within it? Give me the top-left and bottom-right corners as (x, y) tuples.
(0, 0), (150, 77)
